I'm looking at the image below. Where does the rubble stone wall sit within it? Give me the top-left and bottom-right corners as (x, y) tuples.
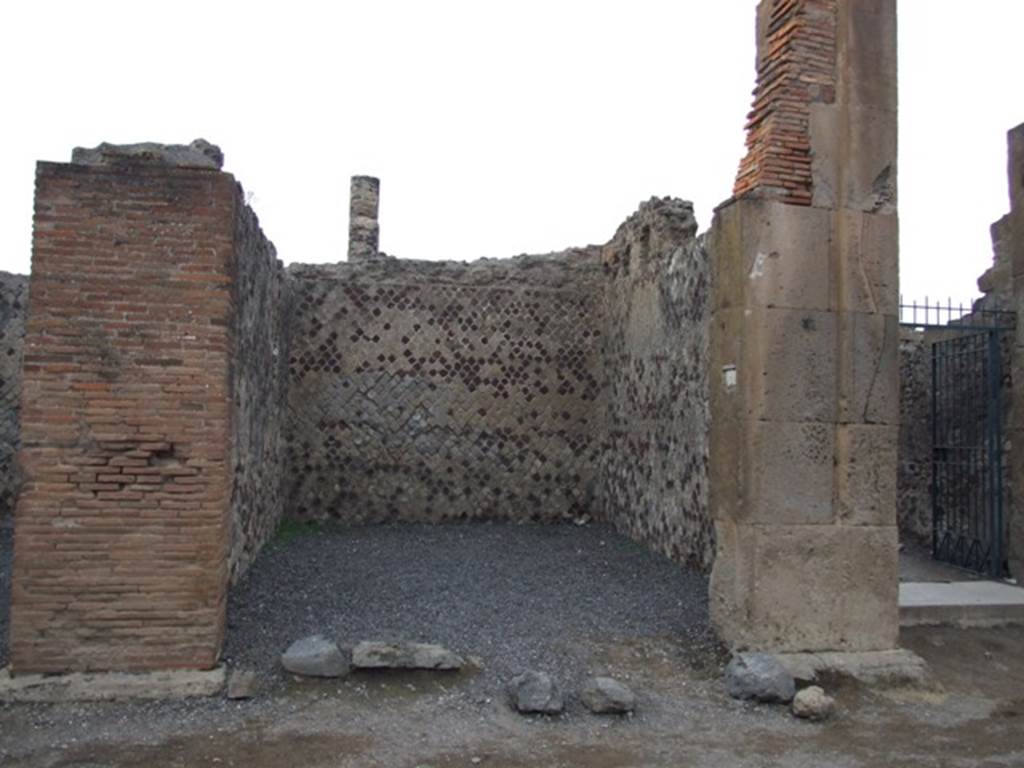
(228, 194), (290, 583)
(897, 328), (931, 546)
(0, 273), (28, 518)
(598, 199), (713, 570)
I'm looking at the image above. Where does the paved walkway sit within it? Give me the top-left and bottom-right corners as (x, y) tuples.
(900, 579), (1024, 626)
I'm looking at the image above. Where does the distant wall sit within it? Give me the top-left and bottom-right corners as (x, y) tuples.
(897, 328), (931, 546)
(0, 273), (27, 517)
(284, 253), (607, 522)
(598, 199), (713, 570)
(228, 194), (290, 582)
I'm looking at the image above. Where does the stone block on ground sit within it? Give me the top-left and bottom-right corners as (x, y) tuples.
(791, 685), (836, 721)
(508, 671), (563, 715)
(226, 669), (259, 700)
(0, 666), (224, 702)
(281, 635), (349, 678)
(724, 652), (796, 703)
(581, 676), (636, 714)
(351, 641), (463, 670)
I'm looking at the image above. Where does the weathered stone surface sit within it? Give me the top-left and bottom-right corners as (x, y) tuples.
(507, 671), (563, 714)
(351, 641), (463, 670)
(281, 636), (348, 678)
(747, 420), (835, 524)
(724, 653), (795, 703)
(0, 272), (27, 518)
(836, 424), (897, 526)
(226, 669), (259, 700)
(580, 676), (636, 714)
(228, 191), (290, 583)
(598, 197), (713, 571)
(714, 524), (899, 653)
(71, 138), (223, 169)
(897, 329), (932, 546)
(775, 649), (930, 687)
(0, 665), (224, 702)
(791, 685), (835, 721)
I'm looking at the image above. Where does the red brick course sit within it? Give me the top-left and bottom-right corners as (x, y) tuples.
(9, 162), (237, 674)
(734, 0), (837, 205)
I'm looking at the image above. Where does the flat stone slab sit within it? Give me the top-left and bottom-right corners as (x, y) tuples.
(0, 665), (225, 703)
(351, 641), (463, 670)
(900, 581), (1024, 627)
(774, 649), (929, 687)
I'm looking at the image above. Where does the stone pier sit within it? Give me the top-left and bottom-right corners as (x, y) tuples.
(708, 0), (900, 652)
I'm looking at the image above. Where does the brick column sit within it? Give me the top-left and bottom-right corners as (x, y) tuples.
(10, 157), (237, 674)
(348, 175), (380, 261)
(708, 0), (899, 652)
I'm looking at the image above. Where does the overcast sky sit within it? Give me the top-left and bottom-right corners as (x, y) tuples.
(1, 1), (1021, 304)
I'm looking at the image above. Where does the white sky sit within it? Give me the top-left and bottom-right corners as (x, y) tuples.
(1, 1), (1021, 304)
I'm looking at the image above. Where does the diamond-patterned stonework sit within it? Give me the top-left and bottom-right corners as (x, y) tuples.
(285, 252), (607, 522)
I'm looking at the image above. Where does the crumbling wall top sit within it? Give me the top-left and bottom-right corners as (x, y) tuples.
(71, 139), (224, 170)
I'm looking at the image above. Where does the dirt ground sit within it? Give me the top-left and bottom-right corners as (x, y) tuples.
(2, 624), (1023, 767)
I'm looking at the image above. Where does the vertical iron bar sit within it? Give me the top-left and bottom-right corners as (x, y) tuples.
(931, 339), (939, 558)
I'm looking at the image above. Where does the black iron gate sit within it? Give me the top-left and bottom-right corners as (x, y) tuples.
(930, 327), (1009, 577)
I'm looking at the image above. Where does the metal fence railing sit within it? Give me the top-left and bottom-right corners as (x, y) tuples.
(899, 296), (1016, 331)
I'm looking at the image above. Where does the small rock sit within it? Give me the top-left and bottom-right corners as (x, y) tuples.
(508, 671), (563, 715)
(791, 686), (836, 721)
(351, 641), (463, 670)
(581, 676), (636, 714)
(281, 635), (349, 678)
(725, 652), (796, 703)
(226, 670), (259, 700)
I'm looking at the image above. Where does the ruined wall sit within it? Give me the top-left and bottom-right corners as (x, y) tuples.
(11, 157), (236, 674)
(1006, 122), (1024, 579)
(0, 273), (28, 517)
(228, 195), (289, 583)
(598, 199), (713, 570)
(898, 328), (931, 546)
(733, 0), (837, 205)
(284, 253), (606, 522)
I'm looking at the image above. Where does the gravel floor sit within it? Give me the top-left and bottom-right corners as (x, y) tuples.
(0, 516), (11, 669)
(225, 521), (719, 692)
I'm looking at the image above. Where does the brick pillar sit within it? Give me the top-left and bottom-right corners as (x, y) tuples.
(9, 156), (238, 674)
(348, 175), (380, 261)
(708, 0), (899, 652)
(1008, 124), (1024, 580)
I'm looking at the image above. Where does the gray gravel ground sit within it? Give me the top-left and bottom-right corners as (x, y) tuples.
(0, 516), (11, 669)
(224, 521), (721, 694)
